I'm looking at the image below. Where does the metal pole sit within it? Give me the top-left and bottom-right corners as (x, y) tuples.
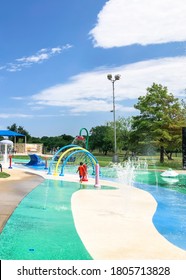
(107, 74), (120, 163)
(112, 81), (117, 161)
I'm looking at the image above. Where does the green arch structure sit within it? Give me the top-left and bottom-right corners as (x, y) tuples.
(79, 127), (89, 150)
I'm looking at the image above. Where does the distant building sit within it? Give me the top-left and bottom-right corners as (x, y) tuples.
(15, 143), (43, 154)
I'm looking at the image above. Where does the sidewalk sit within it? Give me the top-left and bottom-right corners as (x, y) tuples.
(0, 168), (44, 232)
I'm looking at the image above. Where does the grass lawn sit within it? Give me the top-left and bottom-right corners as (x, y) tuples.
(10, 153), (184, 170)
(96, 154), (183, 169)
(0, 172), (10, 178)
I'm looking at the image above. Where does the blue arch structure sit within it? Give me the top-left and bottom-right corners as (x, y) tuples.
(59, 149), (98, 176)
(47, 144), (79, 174)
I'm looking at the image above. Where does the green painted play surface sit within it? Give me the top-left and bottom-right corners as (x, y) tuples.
(0, 180), (113, 260)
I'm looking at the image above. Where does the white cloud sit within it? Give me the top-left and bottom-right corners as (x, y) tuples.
(90, 0), (186, 48)
(0, 113), (32, 119)
(30, 106), (45, 111)
(11, 96), (24, 100)
(0, 113), (64, 119)
(31, 56), (186, 114)
(0, 44), (72, 72)
(7, 64), (22, 72)
(51, 47), (62, 54)
(16, 53), (49, 63)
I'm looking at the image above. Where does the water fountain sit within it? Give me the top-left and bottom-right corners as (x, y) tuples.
(114, 161), (136, 186)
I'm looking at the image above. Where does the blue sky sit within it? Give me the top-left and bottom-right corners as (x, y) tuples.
(0, 0), (186, 137)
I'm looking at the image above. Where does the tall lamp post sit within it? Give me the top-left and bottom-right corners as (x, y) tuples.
(107, 74), (121, 162)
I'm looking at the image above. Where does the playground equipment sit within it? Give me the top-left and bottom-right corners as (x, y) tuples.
(0, 139), (13, 168)
(26, 154), (45, 166)
(94, 163), (101, 187)
(79, 127), (89, 149)
(47, 144), (101, 187)
(48, 145), (98, 175)
(58, 148), (97, 176)
(72, 127), (89, 149)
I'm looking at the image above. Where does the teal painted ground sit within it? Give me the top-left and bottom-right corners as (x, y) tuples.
(0, 180), (113, 260)
(134, 170), (186, 194)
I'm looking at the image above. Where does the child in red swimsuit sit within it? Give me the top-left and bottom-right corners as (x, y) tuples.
(76, 162), (85, 183)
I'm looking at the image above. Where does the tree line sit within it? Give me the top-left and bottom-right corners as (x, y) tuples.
(2, 83), (186, 163)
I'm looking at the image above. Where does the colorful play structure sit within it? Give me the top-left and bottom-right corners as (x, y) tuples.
(46, 128), (101, 186)
(72, 127), (89, 149)
(48, 128), (100, 187)
(48, 145), (95, 173)
(22, 143), (100, 187)
(48, 128), (92, 175)
(48, 133), (100, 187)
(47, 144), (100, 187)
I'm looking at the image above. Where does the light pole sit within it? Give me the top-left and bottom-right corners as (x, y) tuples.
(107, 74), (121, 162)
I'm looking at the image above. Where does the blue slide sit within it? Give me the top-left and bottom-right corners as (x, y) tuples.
(26, 154), (45, 166)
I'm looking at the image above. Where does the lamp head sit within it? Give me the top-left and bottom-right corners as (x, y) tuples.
(107, 74), (112, 80)
(114, 74), (121, 80)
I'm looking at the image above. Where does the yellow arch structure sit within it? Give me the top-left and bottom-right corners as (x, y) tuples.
(54, 146), (93, 176)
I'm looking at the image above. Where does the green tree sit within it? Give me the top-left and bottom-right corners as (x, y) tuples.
(89, 125), (113, 155)
(181, 89), (186, 123)
(41, 134), (73, 153)
(132, 83), (186, 162)
(7, 123), (31, 142)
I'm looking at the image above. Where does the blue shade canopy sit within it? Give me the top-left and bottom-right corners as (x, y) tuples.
(0, 130), (25, 137)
